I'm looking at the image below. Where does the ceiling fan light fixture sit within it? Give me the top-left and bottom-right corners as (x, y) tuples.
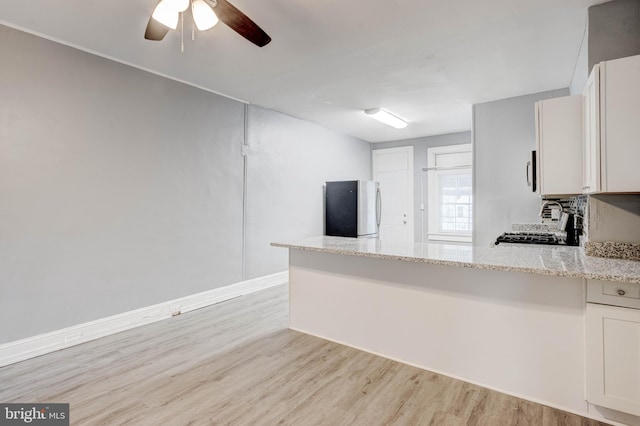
(192, 0), (219, 31)
(152, 1), (179, 29)
(364, 108), (408, 129)
(163, 0), (190, 12)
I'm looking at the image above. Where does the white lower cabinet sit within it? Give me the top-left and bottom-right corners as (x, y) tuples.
(586, 302), (640, 416)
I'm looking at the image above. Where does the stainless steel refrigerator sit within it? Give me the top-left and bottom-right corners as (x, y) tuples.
(325, 180), (381, 238)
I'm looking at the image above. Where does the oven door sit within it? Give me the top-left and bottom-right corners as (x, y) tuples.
(526, 150), (537, 192)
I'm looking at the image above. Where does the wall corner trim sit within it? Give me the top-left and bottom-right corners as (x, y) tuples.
(0, 271), (288, 368)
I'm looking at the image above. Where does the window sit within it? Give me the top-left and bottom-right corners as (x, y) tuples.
(427, 144), (473, 243)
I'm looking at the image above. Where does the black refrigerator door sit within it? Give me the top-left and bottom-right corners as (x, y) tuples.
(325, 181), (358, 237)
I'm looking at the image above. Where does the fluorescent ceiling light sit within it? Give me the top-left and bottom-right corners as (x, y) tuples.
(152, 1), (179, 29)
(364, 108), (408, 129)
(192, 0), (219, 30)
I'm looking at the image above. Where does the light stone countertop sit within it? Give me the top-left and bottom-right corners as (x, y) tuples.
(272, 236), (640, 284)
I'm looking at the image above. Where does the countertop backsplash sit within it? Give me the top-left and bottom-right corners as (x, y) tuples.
(513, 195), (635, 262)
(539, 195), (586, 225)
(538, 195), (640, 261)
(584, 241), (640, 261)
(583, 194), (640, 260)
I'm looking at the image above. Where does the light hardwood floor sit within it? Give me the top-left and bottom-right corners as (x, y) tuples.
(0, 284), (607, 425)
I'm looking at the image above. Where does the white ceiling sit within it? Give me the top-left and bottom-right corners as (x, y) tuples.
(0, 0), (602, 142)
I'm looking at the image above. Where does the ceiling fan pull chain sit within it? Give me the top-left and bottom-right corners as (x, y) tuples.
(180, 12), (185, 52)
(191, 0), (196, 40)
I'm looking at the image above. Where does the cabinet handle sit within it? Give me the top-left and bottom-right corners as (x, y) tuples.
(617, 289), (626, 296)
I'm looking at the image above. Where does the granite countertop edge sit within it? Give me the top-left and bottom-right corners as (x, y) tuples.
(271, 239), (640, 285)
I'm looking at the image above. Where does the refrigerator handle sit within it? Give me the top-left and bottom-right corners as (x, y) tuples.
(376, 186), (382, 229)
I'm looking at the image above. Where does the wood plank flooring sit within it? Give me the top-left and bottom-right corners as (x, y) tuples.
(0, 284), (608, 425)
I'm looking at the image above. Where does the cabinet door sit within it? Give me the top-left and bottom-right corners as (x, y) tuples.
(601, 54), (640, 192)
(582, 66), (601, 194)
(586, 303), (640, 416)
(536, 96), (582, 196)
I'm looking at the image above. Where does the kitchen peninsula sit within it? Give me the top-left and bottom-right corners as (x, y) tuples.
(272, 236), (640, 422)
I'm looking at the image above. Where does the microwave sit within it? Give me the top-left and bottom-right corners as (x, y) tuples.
(526, 150), (537, 192)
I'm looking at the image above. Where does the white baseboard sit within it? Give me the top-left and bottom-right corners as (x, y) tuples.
(0, 271), (288, 368)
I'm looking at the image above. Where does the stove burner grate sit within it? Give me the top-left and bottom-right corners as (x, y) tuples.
(495, 232), (563, 245)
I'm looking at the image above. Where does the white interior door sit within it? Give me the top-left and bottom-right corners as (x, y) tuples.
(372, 146), (414, 242)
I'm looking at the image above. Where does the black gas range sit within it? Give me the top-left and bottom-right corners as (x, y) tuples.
(494, 232), (564, 246)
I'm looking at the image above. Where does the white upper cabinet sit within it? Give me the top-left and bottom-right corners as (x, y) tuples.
(535, 96), (583, 196)
(583, 68), (600, 193)
(583, 54), (640, 193)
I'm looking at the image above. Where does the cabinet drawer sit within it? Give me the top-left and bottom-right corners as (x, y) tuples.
(587, 279), (640, 309)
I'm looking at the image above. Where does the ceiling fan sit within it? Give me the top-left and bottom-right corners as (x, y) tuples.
(144, 0), (271, 47)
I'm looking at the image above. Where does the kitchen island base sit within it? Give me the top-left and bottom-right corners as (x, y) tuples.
(288, 249), (590, 418)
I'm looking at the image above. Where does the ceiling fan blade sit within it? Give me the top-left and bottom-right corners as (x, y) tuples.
(213, 0), (271, 47)
(144, 9), (170, 40)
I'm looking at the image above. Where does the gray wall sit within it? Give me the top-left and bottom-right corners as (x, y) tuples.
(569, 22), (589, 95)
(571, 0), (640, 95)
(0, 25), (370, 344)
(587, 195), (640, 243)
(472, 89), (569, 247)
(588, 0), (640, 70)
(373, 132), (471, 243)
(245, 107), (371, 277)
(573, 0), (640, 245)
